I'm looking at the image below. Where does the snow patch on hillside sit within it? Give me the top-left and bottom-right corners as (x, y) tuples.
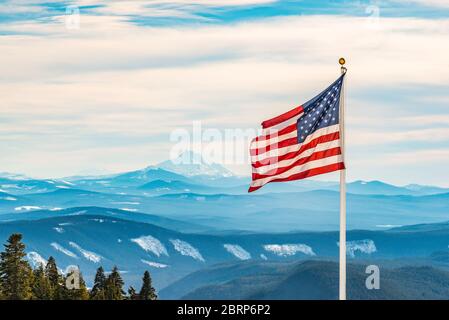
(69, 242), (101, 263)
(56, 185), (70, 189)
(375, 224), (402, 228)
(53, 227), (64, 233)
(51, 242), (78, 259)
(170, 239), (204, 262)
(264, 244), (316, 257)
(27, 251), (47, 268)
(141, 259), (168, 268)
(15, 206), (42, 211)
(339, 239), (377, 258)
(131, 235), (168, 257)
(224, 244), (251, 260)
(68, 210), (87, 216)
(0, 196), (17, 201)
(59, 180), (75, 186)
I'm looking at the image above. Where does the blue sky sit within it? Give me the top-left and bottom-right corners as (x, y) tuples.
(0, 0), (448, 186)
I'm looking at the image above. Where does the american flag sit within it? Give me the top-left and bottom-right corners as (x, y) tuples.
(248, 75), (346, 192)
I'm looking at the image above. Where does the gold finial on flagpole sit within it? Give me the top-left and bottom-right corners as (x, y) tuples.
(339, 57), (347, 74)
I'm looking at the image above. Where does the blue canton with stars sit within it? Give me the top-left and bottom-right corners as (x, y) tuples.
(296, 74), (344, 143)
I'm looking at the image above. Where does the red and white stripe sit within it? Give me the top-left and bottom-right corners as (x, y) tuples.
(248, 105), (345, 192)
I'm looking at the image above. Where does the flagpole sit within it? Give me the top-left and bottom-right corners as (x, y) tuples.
(338, 57), (347, 301)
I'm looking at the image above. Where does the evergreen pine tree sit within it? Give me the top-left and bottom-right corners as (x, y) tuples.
(45, 256), (63, 299)
(0, 234), (33, 300)
(128, 286), (139, 300)
(139, 270), (157, 300)
(90, 266), (107, 300)
(31, 264), (52, 300)
(105, 266), (125, 300)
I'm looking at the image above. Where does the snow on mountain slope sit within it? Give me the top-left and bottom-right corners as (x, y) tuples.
(223, 244), (251, 260)
(170, 239), (205, 262)
(69, 242), (102, 263)
(342, 239), (377, 258)
(141, 259), (169, 269)
(1, 214), (449, 291)
(26, 251), (47, 268)
(51, 242), (78, 259)
(131, 235), (169, 257)
(263, 244), (316, 257)
(157, 151), (234, 178)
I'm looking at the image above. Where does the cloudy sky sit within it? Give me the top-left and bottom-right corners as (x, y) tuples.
(0, 0), (448, 186)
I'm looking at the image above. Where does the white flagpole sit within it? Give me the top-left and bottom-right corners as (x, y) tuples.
(339, 58), (347, 301)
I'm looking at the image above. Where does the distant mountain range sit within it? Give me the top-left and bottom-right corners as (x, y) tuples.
(1, 152), (448, 197)
(1, 209), (449, 291)
(162, 260), (449, 300)
(1, 153), (449, 299)
(2, 186), (448, 231)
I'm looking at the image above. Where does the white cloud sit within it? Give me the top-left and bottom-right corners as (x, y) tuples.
(355, 149), (449, 166)
(393, 0), (449, 8)
(348, 127), (449, 145)
(399, 115), (449, 126)
(150, 0), (276, 5)
(0, 13), (448, 182)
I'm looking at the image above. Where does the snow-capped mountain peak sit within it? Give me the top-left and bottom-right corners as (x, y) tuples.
(156, 151), (235, 178)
